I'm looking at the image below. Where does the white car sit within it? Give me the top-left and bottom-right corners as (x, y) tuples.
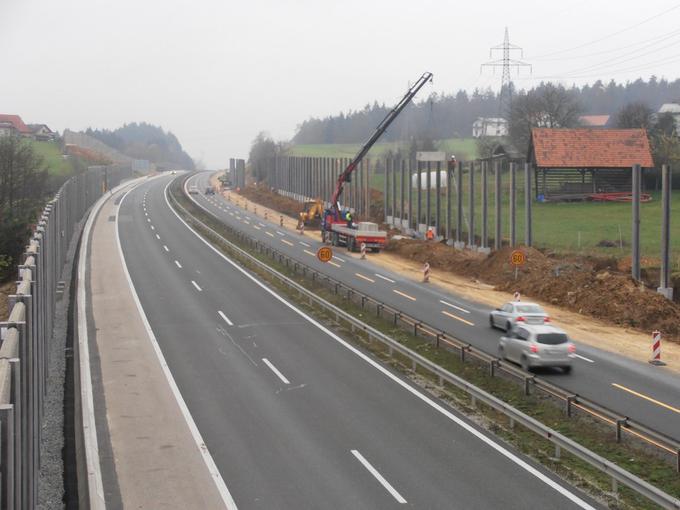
(489, 302), (549, 332)
(499, 324), (575, 373)
(188, 185), (199, 194)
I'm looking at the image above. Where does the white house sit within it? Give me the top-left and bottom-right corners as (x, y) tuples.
(472, 117), (508, 138)
(658, 103), (680, 131)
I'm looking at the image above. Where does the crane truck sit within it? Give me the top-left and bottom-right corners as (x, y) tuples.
(320, 71), (433, 252)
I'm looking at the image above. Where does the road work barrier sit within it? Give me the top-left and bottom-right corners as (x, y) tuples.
(650, 330), (666, 366)
(171, 175), (680, 508)
(0, 165), (134, 510)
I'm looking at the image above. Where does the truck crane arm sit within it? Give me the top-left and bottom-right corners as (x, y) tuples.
(329, 72), (433, 215)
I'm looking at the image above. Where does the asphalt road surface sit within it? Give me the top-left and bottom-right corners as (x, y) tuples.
(115, 173), (600, 509)
(187, 171), (680, 444)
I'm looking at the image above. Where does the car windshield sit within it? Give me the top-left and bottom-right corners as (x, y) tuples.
(536, 333), (569, 345)
(515, 304), (543, 314)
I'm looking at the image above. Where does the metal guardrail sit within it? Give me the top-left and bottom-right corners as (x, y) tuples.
(171, 177), (680, 509)
(0, 164), (133, 510)
(192, 178), (680, 469)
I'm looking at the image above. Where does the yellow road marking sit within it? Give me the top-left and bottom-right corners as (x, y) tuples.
(303, 249), (315, 256)
(441, 310), (475, 326)
(355, 273), (375, 283)
(281, 239), (294, 246)
(612, 383), (680, 414)
(266, 232), (275, 237)
(328, 261), (341, 268)
(393, 289), (416, 301)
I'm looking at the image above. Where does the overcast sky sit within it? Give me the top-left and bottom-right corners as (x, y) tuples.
(2, 0), (679, 167)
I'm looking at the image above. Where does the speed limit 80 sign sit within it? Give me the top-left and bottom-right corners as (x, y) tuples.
(510, 250), (526, 267)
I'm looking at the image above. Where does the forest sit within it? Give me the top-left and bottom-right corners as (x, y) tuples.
(292, 77), (680, 145)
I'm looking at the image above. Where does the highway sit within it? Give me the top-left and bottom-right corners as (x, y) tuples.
(187, 171), (680, 443)
(115, 173), (599, 508)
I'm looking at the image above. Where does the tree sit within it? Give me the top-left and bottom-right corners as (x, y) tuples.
(248, 132), (280, 181)
(614, 101), (653, 129)
(508, 83), (582, 152)
(650, 112), (680, 168)
(0, 136), (48, 279)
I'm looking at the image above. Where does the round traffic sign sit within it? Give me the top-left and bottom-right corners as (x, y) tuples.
(317, 246), (333, 263)
(510, 249), (526, 266)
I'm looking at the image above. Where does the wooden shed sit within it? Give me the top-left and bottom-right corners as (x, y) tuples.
(527, 128), (654, 200)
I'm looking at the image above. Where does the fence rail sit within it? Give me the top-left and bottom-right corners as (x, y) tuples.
(171, 175), (680, 509)
(0, 164), (133, 509)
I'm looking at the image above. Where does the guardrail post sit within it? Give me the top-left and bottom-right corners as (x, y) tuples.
(616, 418), (628, 443)
(524, 376), (532, 396)
(566, 395), (575, 417)
(489, 359), (498, 377)
(376, 303), (383, 318)
(436, 333), (441, 349)
(612, 477), (619, 500)
(414, 322), (420, 337)
(554, 445), (561, 460)
(393, 311), (400, 326)
(360, 296), (365, 309)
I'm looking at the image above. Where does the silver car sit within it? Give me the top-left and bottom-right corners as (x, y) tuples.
(489, 302), (549, 332)
(499, 324), (575, 373)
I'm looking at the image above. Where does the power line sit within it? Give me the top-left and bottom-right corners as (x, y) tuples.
(529, 3), (680, 59)
(481, 27), (531, 116)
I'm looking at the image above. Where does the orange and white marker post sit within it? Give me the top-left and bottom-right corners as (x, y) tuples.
(280, 215), (284, 227)
(299, 222), (305, 235)
(264, 211), (268, 221)
(423, 262), (430, 283)
(254, 205), (257, 215)
(513, 291), (521, 302)
(360, 242), (366, 260)
(649, 330), (666, 366)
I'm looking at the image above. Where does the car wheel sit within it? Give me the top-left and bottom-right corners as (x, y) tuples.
(505, 321), (512, 332)
(489, 315), (495, 329)
(562, 365), (572, 374)
(520, 356), (531, 372)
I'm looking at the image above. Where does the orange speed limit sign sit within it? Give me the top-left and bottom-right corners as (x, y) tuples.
(317, 246), (333, 263)
(510, 250), (526, 266)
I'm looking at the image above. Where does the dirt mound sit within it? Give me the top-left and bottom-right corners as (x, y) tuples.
(237, 185), (303, 218)
(387, 240), (680, 342)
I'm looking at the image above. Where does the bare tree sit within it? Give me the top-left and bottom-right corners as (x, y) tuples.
(508, 84), (582, 152)
(614, 101), (653, 129)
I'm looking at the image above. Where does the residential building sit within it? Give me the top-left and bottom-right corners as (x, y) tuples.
(472, 117), (507, 138)
(658, 103), (680, 131)
(578, 115), (610, 128)
(0, 114), (32, 137)
(28, 123), (56, 141)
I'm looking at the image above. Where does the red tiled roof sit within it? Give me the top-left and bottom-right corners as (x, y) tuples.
(530, 128), (654, 168)
(0, 114), (31, 134)
(579, 115), (610, 127)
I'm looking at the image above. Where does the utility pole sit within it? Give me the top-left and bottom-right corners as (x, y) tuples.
(481, 27), (531, 117)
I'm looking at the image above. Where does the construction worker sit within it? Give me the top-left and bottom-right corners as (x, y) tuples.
(345, 210), (353, 228)
(426, 227), (435, 241)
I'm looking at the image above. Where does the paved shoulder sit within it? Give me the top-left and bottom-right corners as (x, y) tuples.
(88, 183), (228, 509)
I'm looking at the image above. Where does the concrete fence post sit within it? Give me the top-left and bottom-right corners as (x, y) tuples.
(632, 164), (641, 280)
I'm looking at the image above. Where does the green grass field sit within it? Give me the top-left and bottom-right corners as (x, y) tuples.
(31, 140), (75, 177)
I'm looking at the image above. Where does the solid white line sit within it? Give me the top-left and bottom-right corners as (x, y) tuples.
(351, 450), (407, 504)
(218, 310), (234, 326)
(173, 179), (595, 510)
(574, 353), (595, 363)
(147, 218), (151, 222)
(175, 260), (182, 268)
(262, 358), (290, 385)
(440, 300), (470, 314)
(163, 245), (169, 252)
(374, 273), (395, 283)
(299, 241), (311, 247)
(118, 183), (238, 509)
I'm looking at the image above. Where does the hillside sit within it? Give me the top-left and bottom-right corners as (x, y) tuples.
(85, 122), (194, 170)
